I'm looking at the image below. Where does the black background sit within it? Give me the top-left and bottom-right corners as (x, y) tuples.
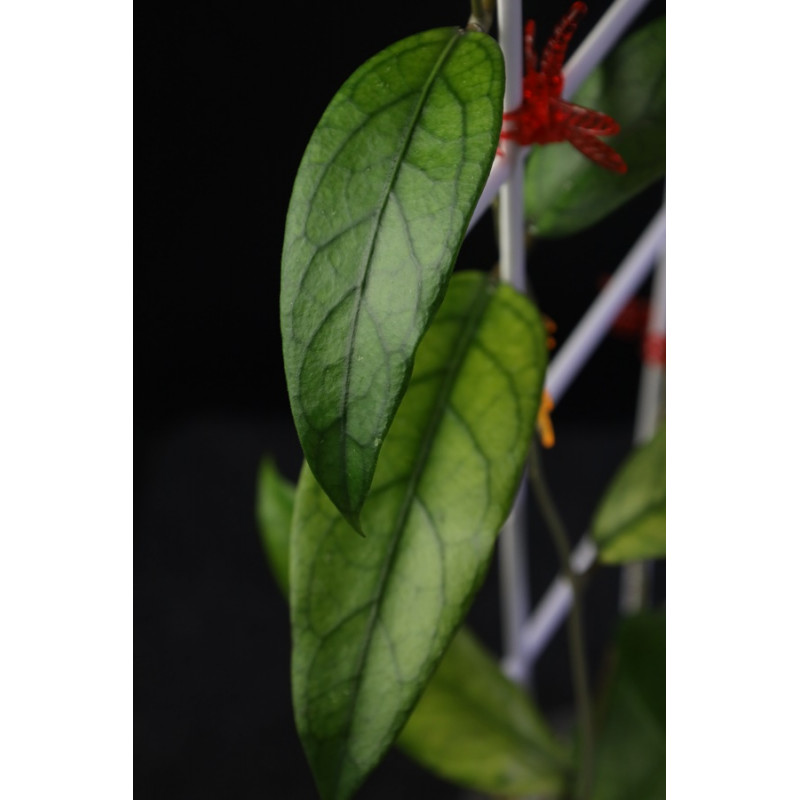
(136, 1), (666, 797)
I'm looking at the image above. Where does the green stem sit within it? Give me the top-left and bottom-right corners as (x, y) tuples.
(528, 440), (594, 800)
(466, 0), (495, 32)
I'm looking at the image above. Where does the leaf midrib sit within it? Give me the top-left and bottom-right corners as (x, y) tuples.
(335, 29), (463, 513)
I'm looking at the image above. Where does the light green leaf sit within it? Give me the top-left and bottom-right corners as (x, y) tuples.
(591, 611), (665, 800)
(256, 458), (297, 598)
(525, 16), (665, 237)
(591, 422), (665, 564)
(281, 28), (505, 528)
(397, 626), (570, 797)
(255, 456), (571, 799)
(290, 272), (548, 800)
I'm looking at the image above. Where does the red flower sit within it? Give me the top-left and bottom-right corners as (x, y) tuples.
(501, 2), (627, 173)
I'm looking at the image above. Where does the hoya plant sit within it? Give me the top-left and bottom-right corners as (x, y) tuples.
(260, 0), (665, 798)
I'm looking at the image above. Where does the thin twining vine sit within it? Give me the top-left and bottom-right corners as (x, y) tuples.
(529, 439), (596, 800)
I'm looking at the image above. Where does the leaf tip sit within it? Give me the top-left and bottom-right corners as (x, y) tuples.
(349, 515), (366, 538)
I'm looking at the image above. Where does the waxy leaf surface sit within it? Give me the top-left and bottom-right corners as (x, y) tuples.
(281, 28), (504, 527)
(290, 272), (548, 800)
(524, 17), (665, 237)
(591, 611), (665, 800)
(591, 422), (665, 564)
(255, 457), (571, 798)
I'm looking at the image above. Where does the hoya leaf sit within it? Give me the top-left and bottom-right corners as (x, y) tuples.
(281, 28), (505, 528)
(256, 458), (297, 598)
(591, 422), (665, 564)
(525, 16), (665, 238)
(290, 272), (548, 800)
(255, 458), (572, 799)
(591, 611), (665, 800)
(397, 626), (570, 797)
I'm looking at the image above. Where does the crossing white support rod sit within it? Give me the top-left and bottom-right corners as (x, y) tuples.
(502, 536), (598, 681)
(562, 0), (653, 99)
(545, 205), (666, 405)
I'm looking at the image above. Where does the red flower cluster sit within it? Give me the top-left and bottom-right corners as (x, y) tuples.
(500, 2), (627, 173)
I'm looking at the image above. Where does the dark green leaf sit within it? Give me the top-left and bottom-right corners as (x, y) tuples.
(290, 272), (548, 800)
(591, 422), (665, 564)
(397, 626), (569, 797)
(524, 16), (665, 237)
(256, 458), (297, 598)
(281, 28), (505, 528)
(255, 454), (571, 799)
(592, 611), (665, 800)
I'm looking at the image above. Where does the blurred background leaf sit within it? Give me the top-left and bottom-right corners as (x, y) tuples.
(591, 421), (665, 564)
(591, 610), (665, 800)
(397, 626), (570, 798)
(256, 458), (296, 598)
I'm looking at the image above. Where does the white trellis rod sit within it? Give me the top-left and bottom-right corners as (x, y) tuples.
(502, 213), (666, 682)
(500, 203), (665, 684)
(488, 0), (663, 685)
(545, 205), (666, 405)
(495, 0), (532, 681)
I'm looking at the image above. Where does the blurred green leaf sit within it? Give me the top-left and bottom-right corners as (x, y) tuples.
(524, 16), (665, 237)
(256, 452), (571, 799)
(280, 28), (505, 529)
(290, 272), (547, 800)
(591, 422), (665, 564)
(397, 626), (569, 797)
(591, 610), (665, 800)
(256, 458), (296, 598)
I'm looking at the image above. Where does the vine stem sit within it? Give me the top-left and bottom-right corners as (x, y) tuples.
(528, 440), (594, 800)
